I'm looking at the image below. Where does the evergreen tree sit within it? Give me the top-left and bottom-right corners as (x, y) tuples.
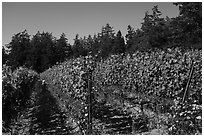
(167, 16), (185, 47)
(125, 25), (135, 51)
(7, 30), (30, 69)
(132, 29), (146, 51)
(55, 33), (71, 62)
(141, 11), (153, 35)
(112, 30), (126, 54)
(84, 35), (95, 55)
(87, 35), (94, 50)
(173, 2), (202, 44)
(92, 34), (100, 56)
(28, 31), (55, 72)
(99, 23), (115, 57)
(72, 34), (87, 57)
(141, 6), (168, 48)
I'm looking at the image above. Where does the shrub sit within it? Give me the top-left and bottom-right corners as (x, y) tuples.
(2, 65), (38, 131)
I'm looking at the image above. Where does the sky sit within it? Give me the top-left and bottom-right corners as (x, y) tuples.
(2, 2), (180, 45)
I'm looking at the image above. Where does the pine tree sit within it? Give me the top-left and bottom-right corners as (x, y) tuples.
(125, 25), (135, 51)
(85, 35), (94, 55)
(173, 2), (202, 44)
(72, 34), (87, 57)
(28, 31), (55, 72)
(7, 30), (30, 69)
(55, 33), (71, 62)
(99, 23), (115, 57)
(92, 34), (100, 56)
(141, 6), (168, 48)
(112, 30), (126, 54)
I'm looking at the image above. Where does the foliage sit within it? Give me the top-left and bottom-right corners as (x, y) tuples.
(2, 65), (39, 131)
(168, 102), (202, 135)
(54, 33), (72, 63)
(112, 30), (126, 54)
(71, 24), (126, 58)
(165, 2), (202, 47)
(28, 31), (56, 72)
(173, 2), (202, 44)
(5, 31), (73, 73)
(41, 47), (201, 135)
(6, 30), (31, 69)
(141, 6), (169, 48)
(72, 34), (88, 57)
(93, 47), (201, 134)
(3, 3), (202, 73)
(126, 3), (202, 49)
(41, 55), (96, 134)
(125, 26), (147, 52)
(2, 65), (75, 134)
(98, 23), (115, 57)
(2, 2), (202, 135)
(126, 25), (136, 51)
(2, 46), (8, 64)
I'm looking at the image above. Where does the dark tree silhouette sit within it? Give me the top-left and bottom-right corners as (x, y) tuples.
(112, 30), (126, 54)
(7, 30), (31, 69)
(98, 23), (115, 57)
(28, 31), (55, 73)
(173, 2), (202, 44)
(55, 33), (72, 62)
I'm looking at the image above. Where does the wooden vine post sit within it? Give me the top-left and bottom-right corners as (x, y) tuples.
(182, 59), (194, 104)
(87, 68), (93, 134)
(87, 53), (95, 135)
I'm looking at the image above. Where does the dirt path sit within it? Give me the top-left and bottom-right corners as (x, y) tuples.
(6, 80), (73, 135)
(92, 92), (168, 135)
(93, 103), (132, 134)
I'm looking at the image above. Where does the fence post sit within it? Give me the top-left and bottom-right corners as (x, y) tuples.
(87, 69), (92, 134)
(182, 59), (194, 104)
(85, 54), (94, 135)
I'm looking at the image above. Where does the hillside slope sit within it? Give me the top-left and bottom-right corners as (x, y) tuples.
(40, 47), (202, 135)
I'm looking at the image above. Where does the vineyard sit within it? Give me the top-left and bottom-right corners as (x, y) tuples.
(2, 47), (202, 135)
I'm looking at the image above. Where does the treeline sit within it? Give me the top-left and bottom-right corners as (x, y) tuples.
(3, 31), (72, 73)
(2, 2), (202, 73)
